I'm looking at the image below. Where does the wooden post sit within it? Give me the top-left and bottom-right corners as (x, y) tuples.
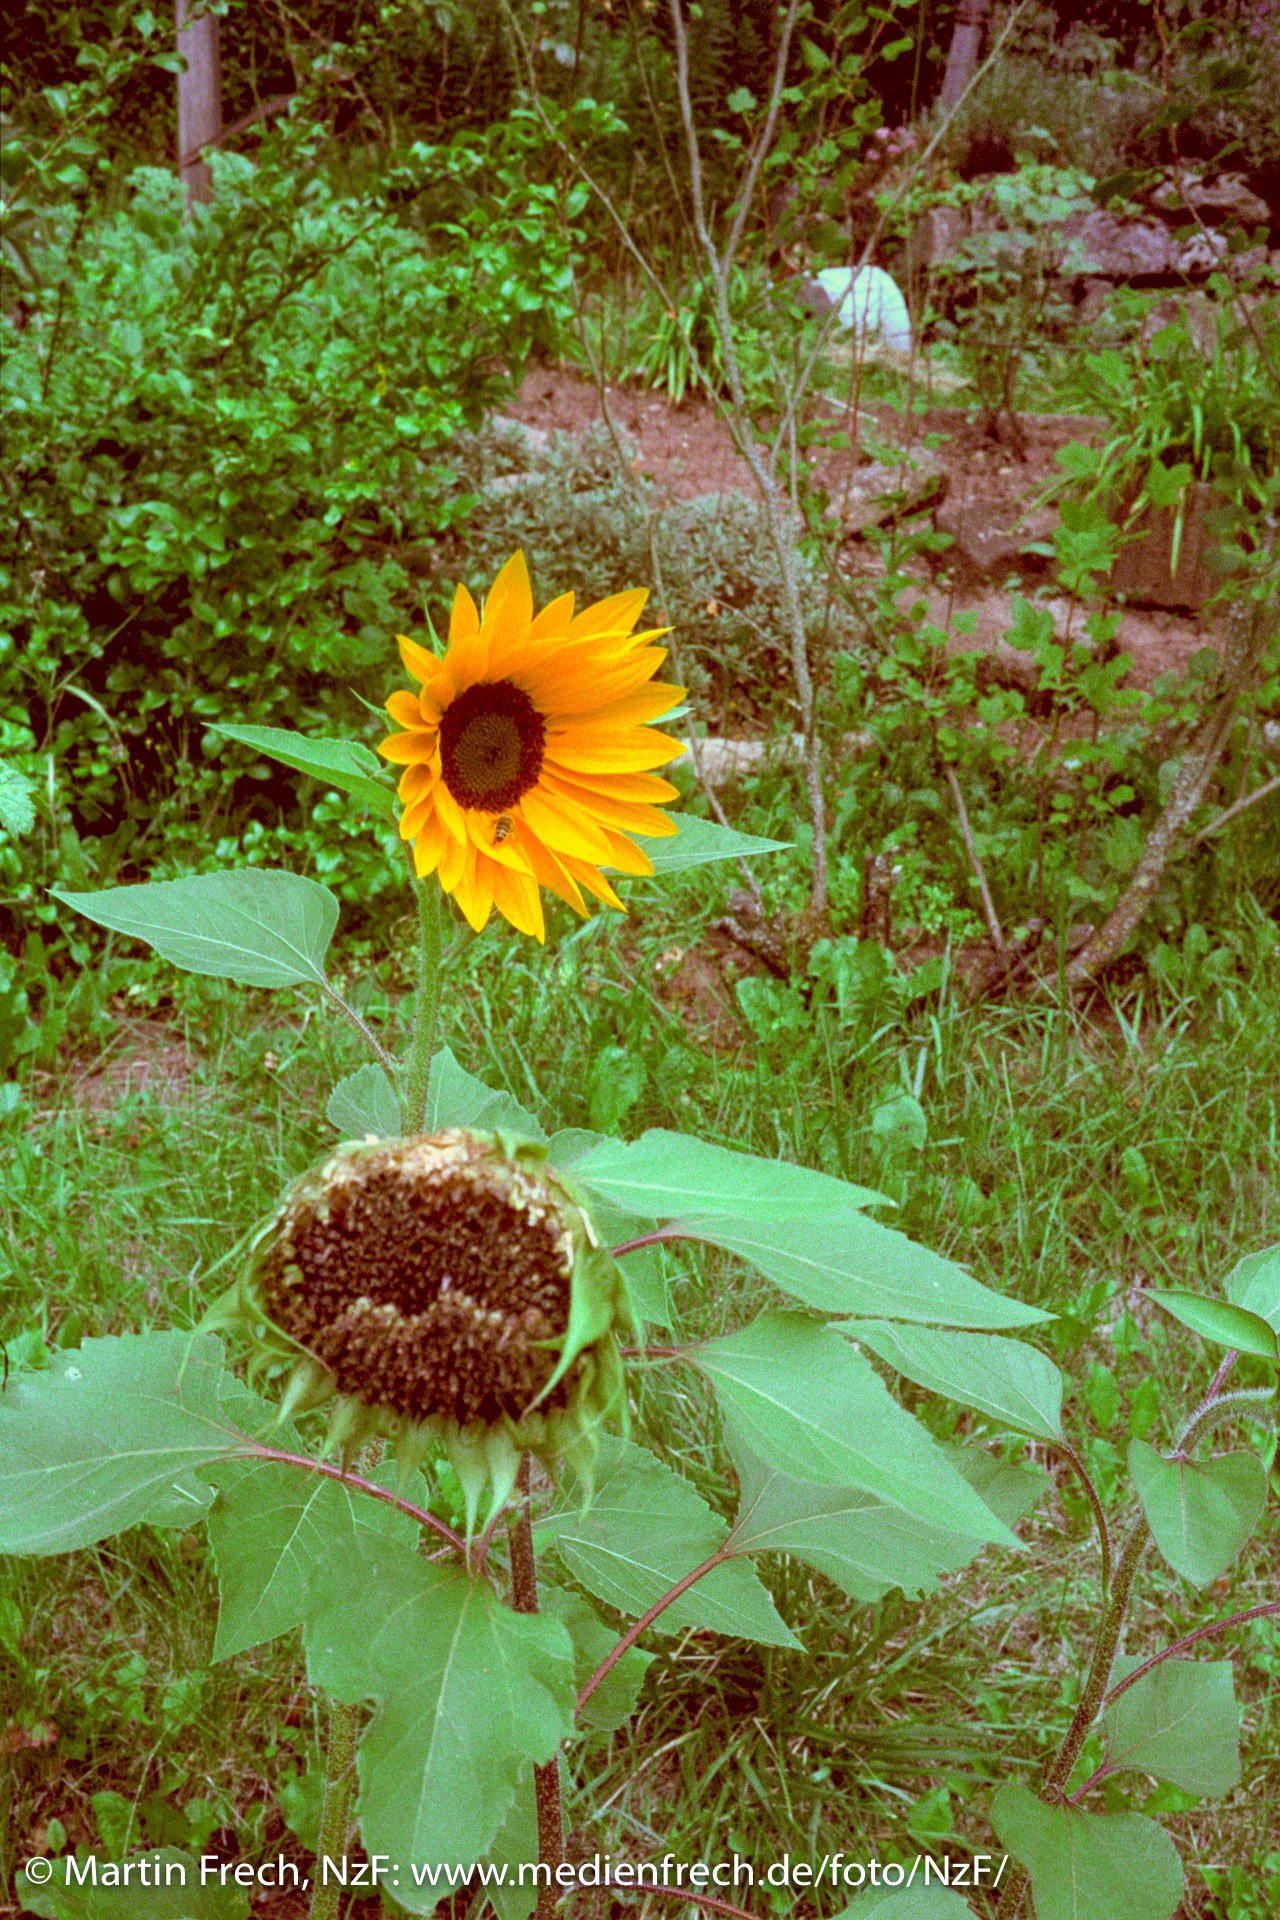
(938, 0), (991, 110)
(176, 0), (222, 207)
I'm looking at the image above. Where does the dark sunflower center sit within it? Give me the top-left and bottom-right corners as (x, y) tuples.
(261, 1139), (576, 1427)
(438, 681), (546, 813)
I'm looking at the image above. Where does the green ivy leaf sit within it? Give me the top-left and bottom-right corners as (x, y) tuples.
(1148, 1290), (1278, 1362)
(0, 1333), (253, 1555)
(1102, 1655), (1240, 1798)
(327, 1062), (402, 1139)
(52, 871), (340, 990)
(726, 1441), (995, 1604)
(1128, 1441), (1266, 1586)
(539, 1435), (800, 1648)
(209, 724), (396, 816)
(541, 1585), (654, 1733)
(207, 1458), (358, 1661)
(303, 1532), (575, 1873)
(16, 1851), (250, 1919)
(639, 814), (789, 875)
(426, 1046), (546, 1141)
(849, 1323), (1064, 1441)
(693, 1316), (1018, 1546)
(991, 1783), (1183, 1920)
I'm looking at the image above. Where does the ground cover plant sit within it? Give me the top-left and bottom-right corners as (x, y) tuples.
(2, 4), (1279, 1920)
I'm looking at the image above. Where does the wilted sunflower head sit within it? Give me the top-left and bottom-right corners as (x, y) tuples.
(215, 1130), (629, 1528)
(378, 551), (686, 940)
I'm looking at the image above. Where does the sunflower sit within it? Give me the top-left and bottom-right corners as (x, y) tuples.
(378, 552), (685, 939)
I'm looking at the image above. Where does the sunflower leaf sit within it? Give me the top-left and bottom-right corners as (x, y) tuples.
(990, 1783), (1184, 1920)
(567, 1127), (889, 1222)
(1148, 1289), (1278, 1361)
(302, 1532), (575, 1874)
(52, 870), (340, 989)
(539, 1435), (800, 1648)
(327, 1062), (402, 1138)
(209, 724), (396, 817)
(0, 1332), (255, 1555)
(1128, 1441), (1266, 1585)
(639, 814), (790, 874)
(849, 1322), (1064, 1440)
(1102, 1654), (1240, 1798)
(693, 1315), (1019, 1546)
(16, 1851), (251, 1919)
(426, 1047), (547, 1141)
(207, 1457), (359, 1661)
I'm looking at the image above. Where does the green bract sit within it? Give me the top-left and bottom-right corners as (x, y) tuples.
(204, 1129), (630, 1530)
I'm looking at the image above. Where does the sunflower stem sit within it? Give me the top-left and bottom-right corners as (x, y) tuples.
(310, 1695), (360, 1920)
(508, 1456), (563, 1920)
(403, 868), (443, 1133)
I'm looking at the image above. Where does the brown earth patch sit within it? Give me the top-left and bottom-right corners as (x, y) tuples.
(65, 1018), (200, 1113)
(505, 364), (1221, 691)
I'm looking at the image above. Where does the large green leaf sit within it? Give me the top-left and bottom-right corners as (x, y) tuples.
(542, 1586), (655, 1733)
(0, 1333), (254, 1555)
(1128, 1441), (1266, 1586)
(1102, 1655), (1240, 1798)
(1224, 1243), (1280, 1331)
(327, 1062), (402, 1139)
(835, 1889), (979, 1918)
(694, 1316), (1018, 1546)
(850, 1323), (1063, 1441)
(16, 1852), (250, 1919)
(640, 814), (790, 874)
(712, 1217), (1050, 1328)
(482, 1768), (539, 1920)
(538, 1435), (800, 1648)
(303, 1532), (575, 1872)
(727, 1443), (991, 1603)
(991, 1783), (1183, 1920)
(207, 1458), (358, 1661)
(567, 1127), (887, 1221)
(209, 723), (396, 816)
(426, 1047), (547, 1142)
(52, 870), (339, 989)
(944, 1445), (1051, 1531)
(1147, 1290), (1278, 1362)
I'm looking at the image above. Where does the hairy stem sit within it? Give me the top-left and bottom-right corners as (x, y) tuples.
(402, 864), (443, 1132)
(508, 1458), (563, 1920)
(310, 1695), (359, 1920)
(316, 978), (399, 1083)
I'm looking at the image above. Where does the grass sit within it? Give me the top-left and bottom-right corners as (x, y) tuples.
(2, 820), (1278, 1917)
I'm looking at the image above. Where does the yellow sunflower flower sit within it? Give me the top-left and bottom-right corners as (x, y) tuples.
(378, 552), (685, 940)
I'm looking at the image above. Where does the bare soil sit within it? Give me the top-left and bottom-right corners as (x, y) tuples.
(506, 365), (1220, 691)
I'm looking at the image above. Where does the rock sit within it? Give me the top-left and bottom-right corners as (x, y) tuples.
(1061, 211), (1174, 278)
(1149, 172), (1271, 229)
(672, 731), (872, 781)
(1171, 228), (1230, 276)
(485, 470), (541, 495)
(835, 449), (946, 534)
(1142, 292), (1218, 357)
(900, 204), (970, 276)
(935, 498), (1059, 580)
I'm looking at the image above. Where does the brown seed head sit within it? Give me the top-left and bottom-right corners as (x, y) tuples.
(257, 1133), (579, 1427)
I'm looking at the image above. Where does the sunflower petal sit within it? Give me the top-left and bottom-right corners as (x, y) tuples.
(566, 587), (650, 640)
(542, 772), (679, 839)
(547, 728), (686, 774)
(492, 863), (546, 941)
(518, 788), (618, 864)
(379, 730), (436, 765)
(385, 688), (422, 727)
(397, 634), (439, 684)
(515, 823), (587, 916)
(562, 856), (626, 912)
(528, 591), (576, 641)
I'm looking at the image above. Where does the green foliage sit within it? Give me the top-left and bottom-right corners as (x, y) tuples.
(1128, 1442), (1267, 1586)
(1, 100), (583, 939)
(991, 1782), (1185, 1920)
(302, 1531), (576, 1878)
(1102, 1655), (1241, 1798)
(16, 1850), (250, 1920)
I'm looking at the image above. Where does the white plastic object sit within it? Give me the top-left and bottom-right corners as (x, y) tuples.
(814, 264), (913, 355)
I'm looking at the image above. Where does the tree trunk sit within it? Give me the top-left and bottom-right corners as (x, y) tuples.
(176, 0), (222, 207)
(939, 0), (992, 111)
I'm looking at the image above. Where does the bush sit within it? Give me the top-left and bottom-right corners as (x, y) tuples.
(1, 121), (583, 941)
